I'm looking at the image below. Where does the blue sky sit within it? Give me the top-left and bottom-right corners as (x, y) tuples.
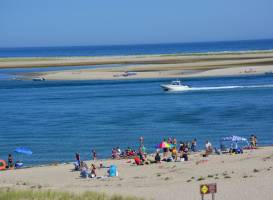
(1, 0), (273, 47)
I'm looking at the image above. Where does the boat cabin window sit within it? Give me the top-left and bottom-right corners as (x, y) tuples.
(171, 81), (181, 85)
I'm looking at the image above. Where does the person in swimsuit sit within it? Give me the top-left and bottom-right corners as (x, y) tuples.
(90, 164), (96, 178)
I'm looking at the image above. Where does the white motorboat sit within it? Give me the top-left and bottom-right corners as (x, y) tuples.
(160, 80), (190, 91)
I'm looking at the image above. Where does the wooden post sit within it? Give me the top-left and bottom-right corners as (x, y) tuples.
(212, 193), (215, 200)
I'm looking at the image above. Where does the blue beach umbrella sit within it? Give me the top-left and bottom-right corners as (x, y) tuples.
(14, 147), (33, 155)
(14, 147), (32, 168)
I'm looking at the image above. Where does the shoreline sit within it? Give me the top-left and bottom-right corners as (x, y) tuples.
(4, 144), (273, 169)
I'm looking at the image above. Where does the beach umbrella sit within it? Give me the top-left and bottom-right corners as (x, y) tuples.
(156, 142), (173, 149)
(14, 147), (32, 168)
(221, 135), (247, 142)
(220, 135), (249, 149)
(14, 147), (33, 155)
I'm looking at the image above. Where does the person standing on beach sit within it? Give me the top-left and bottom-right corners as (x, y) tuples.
(250, 135), (255, 148)
(162, 138), (168, 159)
(75, 153), (80, 164)
(205, 140), (212, 154)
(92, 149), (97, 161)
(191, 139), (197, 152)
(254, 135), (258, 147)
(139, 136), (144, 146)
(7, 154), (14, 168)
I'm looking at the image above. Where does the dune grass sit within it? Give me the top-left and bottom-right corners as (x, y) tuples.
(0, 188), (143, 200)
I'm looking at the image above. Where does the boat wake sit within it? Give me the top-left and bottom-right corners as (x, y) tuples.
(175, 84), (273, 92)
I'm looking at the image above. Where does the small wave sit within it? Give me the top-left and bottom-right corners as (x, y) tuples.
(187, 84), (273, 91)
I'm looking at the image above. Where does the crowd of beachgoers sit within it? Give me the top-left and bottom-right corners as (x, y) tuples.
(1, 135), (258, 174)
(69, 135), (258, 179)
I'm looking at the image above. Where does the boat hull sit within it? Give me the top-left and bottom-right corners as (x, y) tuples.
(160, 84), (190, 91)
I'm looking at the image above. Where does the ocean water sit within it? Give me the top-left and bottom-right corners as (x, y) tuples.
(1, 39), (273, 57)
(0, 75), (273, 166)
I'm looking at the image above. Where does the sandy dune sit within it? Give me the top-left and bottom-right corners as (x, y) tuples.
(1, 147), (273, 200)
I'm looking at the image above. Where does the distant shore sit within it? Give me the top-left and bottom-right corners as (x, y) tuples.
(1, 146), (273, 200)
(1, 51), (273, 80)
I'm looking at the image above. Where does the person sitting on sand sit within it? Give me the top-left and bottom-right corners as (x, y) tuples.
(155, 151), (161, 163)
(179, 142), (185, 158)
(126, 147), (136, 157)
(80, 162), (90, 178)
(116, 146), (121, 157)
(90, 164), (97, 178)
(112, 148), (117, 159)
(182, 144), (189, 161)
(171, 146), (178, 161)
(139, 151), (147, 164)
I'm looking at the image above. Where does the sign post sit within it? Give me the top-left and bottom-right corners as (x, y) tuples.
(200, 183), (217, 200)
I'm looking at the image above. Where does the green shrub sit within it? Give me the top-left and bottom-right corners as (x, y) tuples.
(0, 188), (143, 200)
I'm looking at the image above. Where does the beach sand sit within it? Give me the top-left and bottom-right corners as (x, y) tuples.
(1, 51), (273, 80)
(1, 146), (273, 200)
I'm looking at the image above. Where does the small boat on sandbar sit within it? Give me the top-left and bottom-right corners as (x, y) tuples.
(160, 80), (190, 91)
(32, 77), (46, 81)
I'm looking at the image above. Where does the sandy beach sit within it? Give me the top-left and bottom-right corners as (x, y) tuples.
(1, 146), (273, 200)
(1, 51), (273, 80)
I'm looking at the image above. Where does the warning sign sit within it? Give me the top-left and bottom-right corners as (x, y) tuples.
(201, 185), (209, 194)
(200, 183), (217, 194)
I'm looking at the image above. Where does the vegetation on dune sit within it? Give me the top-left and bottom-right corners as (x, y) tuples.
(0, 188), (143, 200)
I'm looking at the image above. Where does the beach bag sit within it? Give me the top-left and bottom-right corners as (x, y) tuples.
(134, 157), (141, 165)
(109, 165), (117, 177)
